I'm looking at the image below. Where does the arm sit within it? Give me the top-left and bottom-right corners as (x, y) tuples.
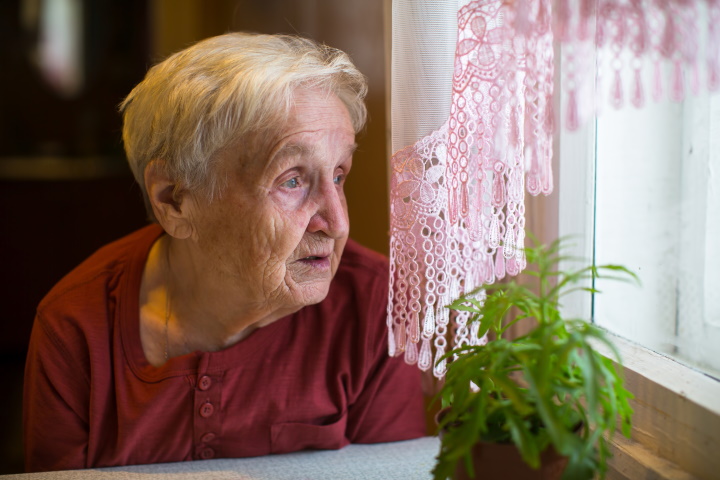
(23, 314), (90, 472)
(345, 345), (427, 443)
(343, 256), (427, 443)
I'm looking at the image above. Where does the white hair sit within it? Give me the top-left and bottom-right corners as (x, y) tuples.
(119, 32), (368, 219)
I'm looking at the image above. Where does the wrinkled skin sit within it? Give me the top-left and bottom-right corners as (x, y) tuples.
(166, 88), (356, 342)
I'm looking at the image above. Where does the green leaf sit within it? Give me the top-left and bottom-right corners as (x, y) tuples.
(505, 409), (541, 468)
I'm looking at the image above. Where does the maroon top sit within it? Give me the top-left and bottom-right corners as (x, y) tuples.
(23, 225), (425, 472)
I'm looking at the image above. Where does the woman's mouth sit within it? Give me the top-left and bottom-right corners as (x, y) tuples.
(297, 255), (331, 269)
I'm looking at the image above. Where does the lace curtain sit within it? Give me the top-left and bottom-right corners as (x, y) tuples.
(388, 0), (720, 377)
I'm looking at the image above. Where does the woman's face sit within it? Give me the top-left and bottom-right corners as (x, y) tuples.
(182, 88), (356, 315)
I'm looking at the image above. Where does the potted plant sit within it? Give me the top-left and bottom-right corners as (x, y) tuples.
(433, 237), (638, 480)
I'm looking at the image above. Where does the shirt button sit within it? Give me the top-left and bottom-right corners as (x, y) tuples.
(198, 375), (212, 391)
(199, 402), (214, 418)
(201, 432), (216, 443)
(199, 447), (215, 459)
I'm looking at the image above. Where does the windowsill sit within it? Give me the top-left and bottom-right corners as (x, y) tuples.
(594, 333), (720, 480)
(606, 434), (700, 480)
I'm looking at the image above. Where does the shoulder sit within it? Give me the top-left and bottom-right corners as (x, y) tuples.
(36, 224), (162, 334)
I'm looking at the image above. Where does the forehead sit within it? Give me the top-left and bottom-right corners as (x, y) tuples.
(241, 89), (356, 172)
(284, 88), (355, 133)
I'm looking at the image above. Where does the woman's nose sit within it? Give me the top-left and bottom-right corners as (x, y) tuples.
(307, 180), (349, 239)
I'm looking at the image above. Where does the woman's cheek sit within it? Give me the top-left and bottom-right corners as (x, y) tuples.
(270, 195), (315, 242)
(253, 209), (302, 270)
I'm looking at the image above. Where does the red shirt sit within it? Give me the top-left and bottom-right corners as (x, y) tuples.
(23, 225), (425, 472)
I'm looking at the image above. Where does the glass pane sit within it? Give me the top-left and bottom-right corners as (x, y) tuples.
(594, 93), (720, 379)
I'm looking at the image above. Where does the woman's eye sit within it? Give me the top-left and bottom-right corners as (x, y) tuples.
(281, 177), (300, 189)
(333, 174), (344, 185)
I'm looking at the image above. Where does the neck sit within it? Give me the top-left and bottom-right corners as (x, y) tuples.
(163, 236), (294, 354)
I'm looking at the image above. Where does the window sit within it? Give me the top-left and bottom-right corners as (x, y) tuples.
(557, 45), (720, 380)
(594, 90), (720, 379)
(556, 42), (720, 478)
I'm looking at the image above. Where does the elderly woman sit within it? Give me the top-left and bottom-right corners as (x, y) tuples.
(23, 32), (425, 472)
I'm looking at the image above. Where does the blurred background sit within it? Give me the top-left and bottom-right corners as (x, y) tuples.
(0, 0), (389, 472)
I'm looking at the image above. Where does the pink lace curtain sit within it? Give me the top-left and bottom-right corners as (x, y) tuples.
(388, 0), (720, 377)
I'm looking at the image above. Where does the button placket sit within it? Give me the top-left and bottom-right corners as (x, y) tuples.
(193, 370), (223, 460)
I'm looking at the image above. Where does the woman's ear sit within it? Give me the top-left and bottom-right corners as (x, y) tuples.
(144, 160), (194, 239)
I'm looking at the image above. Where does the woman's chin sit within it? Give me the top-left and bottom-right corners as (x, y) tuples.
(285, 279), (332, 308)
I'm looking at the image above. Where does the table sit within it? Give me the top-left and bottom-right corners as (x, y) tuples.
(4, 437), (440, 480)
